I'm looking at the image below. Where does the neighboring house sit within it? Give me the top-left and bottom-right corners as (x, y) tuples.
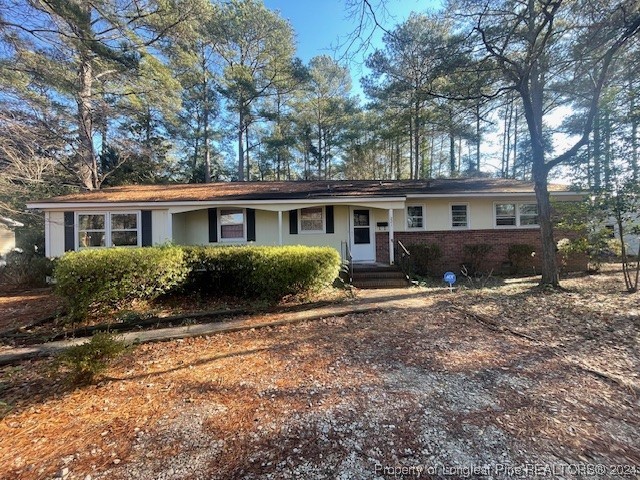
(27, 178), (586, 273)
(0, 216), (24, 255)
(605, 217), (640, 256)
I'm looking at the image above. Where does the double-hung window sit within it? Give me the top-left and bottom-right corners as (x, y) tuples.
(518, 204), (538, 226)
(300, 207), (324, 233)
(495, 203), (517, 226)
(219, 208), (245, 240)
(451, 204), (469, 228)
(494, 203), (539, 227)
(407, 205), (424, 229)
(77, 212), (140, 249)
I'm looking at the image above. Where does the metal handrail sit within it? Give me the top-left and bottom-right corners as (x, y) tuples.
(395, 239), (412, 280)
(340, 240), (353, 284)
(397, 239), (410, 257)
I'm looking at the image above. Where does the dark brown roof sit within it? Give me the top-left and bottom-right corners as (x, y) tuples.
(32, 179), (575, 204)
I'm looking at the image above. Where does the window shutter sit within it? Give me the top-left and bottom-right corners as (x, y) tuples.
(325, 206), (334, 234)
(246, 208), (256, 241)
(208, 208), (218, 243)
(289, 210), (298, 234)
(64, 212), (74, 252)
(141, 210), (152, 246)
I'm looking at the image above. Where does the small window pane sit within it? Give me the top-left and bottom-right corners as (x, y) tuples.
(221, 224), (244, 239)
(519, 204), (538, 225)
(111, 213), (137, 230)
(407, 206), (423, 229)
(301, 207), (324, 231)
(496, 216), (517, 226)
(220, 209), (244, 225)
(496, 203), (517, 226)
(79, 214), (105, 230)
(451, 205), (468, 228)
(353, 210), (370, 227)
(112, 231), (138, 246)
(78, 232), (105, 247)
(519, 204), (537, 216)
(495, 204), (515, 216)
(354, 228), (370, 244)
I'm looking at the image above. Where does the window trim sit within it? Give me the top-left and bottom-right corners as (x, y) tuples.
(406, 204), (425, 231)
(218, 207), (247, 242)
(494, 202), (517, 227)
(298, 206), (326, 234)
(450, 203), (470, 229)
(75, 211), (141, 250)
(493, 202), (539, 229)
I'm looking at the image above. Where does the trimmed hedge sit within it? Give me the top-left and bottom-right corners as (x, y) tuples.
(55, 245), (341, 320)
(55, 246), (189, 321)
(183, 245), (341, 299)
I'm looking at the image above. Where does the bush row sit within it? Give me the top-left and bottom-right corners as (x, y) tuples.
(404, 239), (589, 278)
(54, 245), (341, 320)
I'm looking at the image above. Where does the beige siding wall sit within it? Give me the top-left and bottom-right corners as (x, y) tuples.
(390, 197), (538, 232)
(152, 210), (171, 245)
(283, 205), (349, 253)
(171, 210), (188, 245)
(172, 206), (351, 254)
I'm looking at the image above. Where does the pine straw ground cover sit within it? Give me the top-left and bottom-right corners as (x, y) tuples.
(0, 269), (639, 480)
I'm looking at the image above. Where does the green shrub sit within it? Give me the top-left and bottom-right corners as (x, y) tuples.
(55, 246), (189, 321)
(54, 245), (341, 319)
(184, 245), (341, 299)
(462, 243), (493, 275)
(406, 243), (442, 276)
(55, 332), (127, 385)
(507, 244), (536, 274)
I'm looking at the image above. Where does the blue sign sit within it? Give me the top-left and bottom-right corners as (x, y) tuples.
(443, 271), (457, 285)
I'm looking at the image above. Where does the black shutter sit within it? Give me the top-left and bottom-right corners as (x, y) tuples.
(246, 208), (256, 241)
(208, 208), (218, 243)
(141, 210), (152, 246)
(325, 206), (334, 234)
(64, 212), (74, 252)
(289, 209), (298, 234)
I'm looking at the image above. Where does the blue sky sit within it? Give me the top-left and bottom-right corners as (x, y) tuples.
(263, 0), (439, 98)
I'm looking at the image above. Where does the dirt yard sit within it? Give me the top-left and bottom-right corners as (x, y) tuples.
(0, 269), (638, 479)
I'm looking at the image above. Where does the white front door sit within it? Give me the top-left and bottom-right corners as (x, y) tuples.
(350, 208), (375, 262)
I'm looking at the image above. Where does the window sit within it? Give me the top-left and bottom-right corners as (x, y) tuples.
(300, 207), (324, 232)
(77, 212), (139, 249)
(495, 203), (517, 226)
(407, 205), (424, 229)
(78, 214), (106, 248)
(111, 213), (138, 246)
(494, 203), (539, 227)
(519, 204), (538, 226)
(451, 204), (468, 228)
(220, 208), (245, 240)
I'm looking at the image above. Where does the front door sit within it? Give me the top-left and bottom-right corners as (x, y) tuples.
(350, 208), (375, 262)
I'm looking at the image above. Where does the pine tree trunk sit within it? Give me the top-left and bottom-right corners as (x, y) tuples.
(238, 106), (245, 181)
(77, 52), (97, 190)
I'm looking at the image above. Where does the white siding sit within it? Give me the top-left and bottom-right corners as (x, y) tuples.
(49, 211), (66, 257)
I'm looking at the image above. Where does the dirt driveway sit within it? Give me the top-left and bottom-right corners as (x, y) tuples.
(1, 273), (639, 479)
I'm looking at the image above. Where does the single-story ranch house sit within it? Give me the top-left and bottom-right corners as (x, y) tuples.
(27, 178), (585, 273)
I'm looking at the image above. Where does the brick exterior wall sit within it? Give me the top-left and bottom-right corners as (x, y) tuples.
(377, 229), (587, 275)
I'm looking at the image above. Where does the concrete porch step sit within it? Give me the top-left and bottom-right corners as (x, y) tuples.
(350, 264), (410, 289)
(351, 278), (410, 289)
(352, 270), (406, 280)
